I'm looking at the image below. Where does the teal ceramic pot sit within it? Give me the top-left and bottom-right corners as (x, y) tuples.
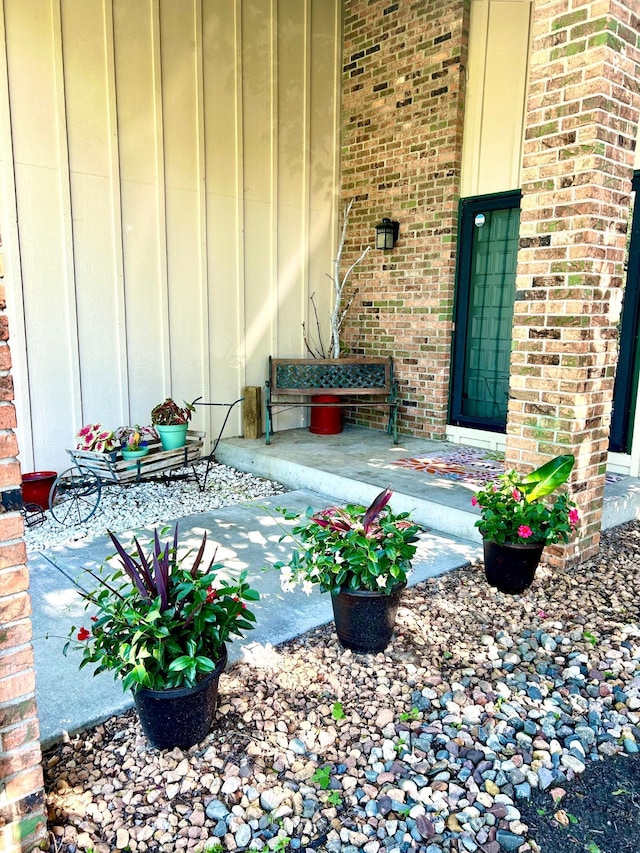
(155, 423), (188, 450)
(121, 447), (150, 460)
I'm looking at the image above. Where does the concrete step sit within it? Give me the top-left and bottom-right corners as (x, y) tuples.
(216, 427), (483, 543)
(216, 426), (640, 541)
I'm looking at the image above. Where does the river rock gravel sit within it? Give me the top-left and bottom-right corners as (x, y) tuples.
(43, 520), (640, 853)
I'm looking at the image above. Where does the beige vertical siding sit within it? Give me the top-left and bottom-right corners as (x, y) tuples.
(461, 0), (532, 198)
(0, 0), (341, 470)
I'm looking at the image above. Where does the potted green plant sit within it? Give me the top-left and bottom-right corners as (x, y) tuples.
(150, 398), (195, 450)
(66, 524), (259, 749)
(275, 489), (420, 653)
(471, 454), (579, 593)
(114, 424), (157, 461)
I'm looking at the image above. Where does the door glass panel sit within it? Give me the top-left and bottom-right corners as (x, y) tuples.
(461, 207), (520, 424)
(610, 180), (639, 453)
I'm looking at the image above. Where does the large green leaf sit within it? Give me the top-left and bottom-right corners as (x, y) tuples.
(520, 454), (575, 502)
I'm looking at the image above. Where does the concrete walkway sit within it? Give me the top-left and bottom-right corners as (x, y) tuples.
(30, 425), (640, 746)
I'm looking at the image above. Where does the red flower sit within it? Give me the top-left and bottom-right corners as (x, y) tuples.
(206, 586), (217, 603)
(90, 615), (98, 622)
(517, 525), (533, 539)
(77, 627), (91, 641)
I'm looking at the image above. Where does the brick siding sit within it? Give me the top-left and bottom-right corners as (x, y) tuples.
(341, 0), (470, 437)
(507, 0), (640, 562)
(0, 234), (46, 848)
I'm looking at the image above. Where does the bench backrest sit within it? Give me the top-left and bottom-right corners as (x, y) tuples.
(270, 357), (393, 396)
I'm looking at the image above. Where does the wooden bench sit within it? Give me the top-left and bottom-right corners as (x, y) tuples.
(265, 357), (399, 445)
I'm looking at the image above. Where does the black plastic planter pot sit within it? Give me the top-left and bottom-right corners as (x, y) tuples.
(133, 646), (227, 750)
(331, 584), (405, 653)
(483, 539), (545, 594)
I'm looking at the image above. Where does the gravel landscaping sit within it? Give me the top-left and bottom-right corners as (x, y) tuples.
(24, 461), (288, 553)
(42, 497), (640, 853)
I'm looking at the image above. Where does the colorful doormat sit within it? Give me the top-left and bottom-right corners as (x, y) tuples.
(392, 447), (625, 487)
(392, 447), (505, 486)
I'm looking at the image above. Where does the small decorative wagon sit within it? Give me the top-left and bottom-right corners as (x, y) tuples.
(49, 430), (205, 525)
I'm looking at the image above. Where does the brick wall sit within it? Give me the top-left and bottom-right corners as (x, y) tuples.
(341, 0), (470, 437)
(0, 236), (46, 847)
(507, 0), (640, 562)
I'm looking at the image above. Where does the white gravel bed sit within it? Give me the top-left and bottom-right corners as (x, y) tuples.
(24, 460), (288, 552)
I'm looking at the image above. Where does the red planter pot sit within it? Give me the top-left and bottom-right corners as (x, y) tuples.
(22, 471), (57, 511)
(309, 395), (343, 435)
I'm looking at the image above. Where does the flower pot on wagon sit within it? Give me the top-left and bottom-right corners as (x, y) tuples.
(155, 423), (188, 450)
(151, 398), (195, 450)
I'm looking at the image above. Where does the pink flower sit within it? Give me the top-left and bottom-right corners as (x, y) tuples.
(569, 508), (579, 527)
(518, 525), (533, 539)
(471, 495), (478, 507)
(511, 489), (522, 502)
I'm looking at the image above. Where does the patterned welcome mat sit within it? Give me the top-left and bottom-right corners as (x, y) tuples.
(392, 447), (625, 487)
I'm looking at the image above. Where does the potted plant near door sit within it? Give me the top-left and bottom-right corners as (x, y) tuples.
(151, 398), (195, 450)
(65, 524), (259, 749)
(471, 454), (579, 593)
(276, 489), (420, 653)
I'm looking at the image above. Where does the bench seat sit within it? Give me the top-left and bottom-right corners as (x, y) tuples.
(265, 356), (399, 444)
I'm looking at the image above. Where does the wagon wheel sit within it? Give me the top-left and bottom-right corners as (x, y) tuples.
(49, 466), (102, 525)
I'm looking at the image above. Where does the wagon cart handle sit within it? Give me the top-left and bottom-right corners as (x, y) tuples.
(192, 396), (244, 490)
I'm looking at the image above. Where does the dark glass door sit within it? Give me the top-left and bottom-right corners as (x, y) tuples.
(610, 173), (640, 454)
(450, 192), (521, 432)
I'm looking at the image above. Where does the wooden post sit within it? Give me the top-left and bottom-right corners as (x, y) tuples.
(242, 386), (262, 439)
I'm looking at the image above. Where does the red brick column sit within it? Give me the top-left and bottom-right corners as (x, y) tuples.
(508, 1), (640, 562)
(0, 237), (46, 846)
(341, 0), (470, 437)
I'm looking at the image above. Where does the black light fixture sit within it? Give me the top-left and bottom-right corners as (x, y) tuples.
(375, 217), (400, 250)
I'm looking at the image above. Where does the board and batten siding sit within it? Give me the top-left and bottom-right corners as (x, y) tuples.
(0, 0), (341, 472)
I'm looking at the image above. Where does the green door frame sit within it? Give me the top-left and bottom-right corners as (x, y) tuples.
(450, 190), (521, 432)
(610, 171), (640, 454)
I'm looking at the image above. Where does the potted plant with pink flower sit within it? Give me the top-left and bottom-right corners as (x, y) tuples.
(471, 454), (579, 593)
(275, 489), (420, 653)
(75, 423), (116, 453)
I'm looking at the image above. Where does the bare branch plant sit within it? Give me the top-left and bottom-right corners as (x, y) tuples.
(303, 198), (370, 358)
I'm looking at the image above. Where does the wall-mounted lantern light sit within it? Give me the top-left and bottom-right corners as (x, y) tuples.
(375, 217), (400, 250)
